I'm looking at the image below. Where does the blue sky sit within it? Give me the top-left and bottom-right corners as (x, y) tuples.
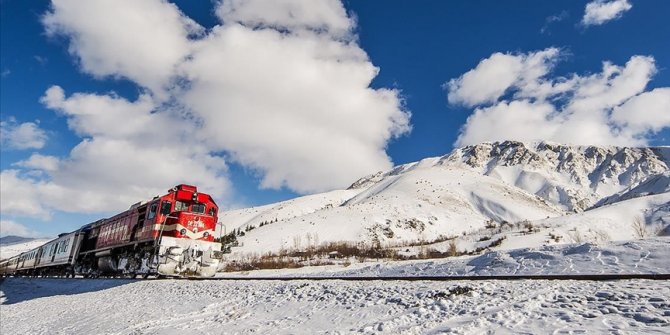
(1, 0), (669, 237)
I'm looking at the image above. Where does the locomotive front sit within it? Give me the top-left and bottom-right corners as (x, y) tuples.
(152, 184), (223, 277)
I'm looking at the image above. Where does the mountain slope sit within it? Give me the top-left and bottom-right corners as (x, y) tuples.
(0, 236), (35, 246)
(392, 141), (669, 211)
(0, 238), (52, 260)
(220, 142), (669, 257)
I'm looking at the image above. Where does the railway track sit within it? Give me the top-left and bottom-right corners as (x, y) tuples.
(2, 273), (668, 281)
(199, 273), (670, 281)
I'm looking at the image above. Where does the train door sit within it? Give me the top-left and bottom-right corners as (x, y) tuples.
(49, 241), (60, 263)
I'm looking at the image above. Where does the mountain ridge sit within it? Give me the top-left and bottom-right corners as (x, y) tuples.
(220, 141), (670, 257)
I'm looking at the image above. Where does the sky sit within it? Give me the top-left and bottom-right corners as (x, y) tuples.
(1, 0), (669, 238)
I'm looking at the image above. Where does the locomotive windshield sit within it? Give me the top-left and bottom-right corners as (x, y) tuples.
(191, 203), (205, 214)
(175, 200), (189, 212)
(173, 200), (209, 215)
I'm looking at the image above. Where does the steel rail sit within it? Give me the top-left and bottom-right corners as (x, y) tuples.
(195, 273), (670, 281)
(2, 273), (668, 281)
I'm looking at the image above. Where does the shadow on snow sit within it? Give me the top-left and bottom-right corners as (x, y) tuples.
(0, 277), (137, 305)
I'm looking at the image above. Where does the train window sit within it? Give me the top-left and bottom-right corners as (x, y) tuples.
(147, 203), (158, 220)
(208, 207), (216, 216)
(192, 203), (205, 214)
(160, 201), (172, 215)
(175, 201), (188, 212)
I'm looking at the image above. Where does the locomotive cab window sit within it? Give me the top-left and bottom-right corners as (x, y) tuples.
(192, 203), (205, 214)
(147, 203), (158, 220)
(208, 207), (216, 216)
(160, 201), (172, 215)
(175, 200), (188, 212)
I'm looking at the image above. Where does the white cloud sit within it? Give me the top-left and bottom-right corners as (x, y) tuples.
(15, 153), (60, 172)
(582, 0), (632, 26)
(33, 0), (410, 204)
(43, 0), (203, 98)
(0, 220), (38, 238)
(0, 170), (51, 219)
(447, 49), (670, 147)
(216, 0), (352, 39)
(4, 0), (410, 218)
(611, 88), (670, 135)
(180, 21), (409, 193)
(455, 100), (560, 147)
(0, 118), (48, 150)
(447, 48), (561, 107)
(0, 87), (231, 219)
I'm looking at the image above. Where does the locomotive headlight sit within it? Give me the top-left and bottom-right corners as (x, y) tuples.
(180, 229), (187, 235)
(203, 232), (209, 238)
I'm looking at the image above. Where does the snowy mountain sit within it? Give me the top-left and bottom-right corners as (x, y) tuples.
(220, 141), (669, 257)
(0, 236), (35, 246)
(436, 141), (670, 212)
(0, 238), (52, 260)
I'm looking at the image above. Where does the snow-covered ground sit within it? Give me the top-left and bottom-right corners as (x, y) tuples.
(216, 237), (670, 278)
(2, 238), (669, 334)
(2, 278), (668, 334)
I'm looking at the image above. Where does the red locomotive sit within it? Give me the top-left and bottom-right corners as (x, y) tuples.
(0, 184), (223, 278)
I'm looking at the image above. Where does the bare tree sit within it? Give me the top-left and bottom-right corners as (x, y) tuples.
(448, 240), (458, 257)
(292, 235), (302, 251)
(632, 216), (647, 238)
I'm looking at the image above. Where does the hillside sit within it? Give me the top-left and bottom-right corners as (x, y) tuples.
(0, 238), (52, 260)
(220, 141), (669, 258)
(0, 236), (35, 246)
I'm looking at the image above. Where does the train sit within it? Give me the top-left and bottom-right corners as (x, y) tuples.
(0, 184), (223, 278)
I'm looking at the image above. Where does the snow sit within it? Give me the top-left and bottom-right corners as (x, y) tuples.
(2, 278), (668, 334)
(219, 142), (669, 259)
(0, 239), (51, 260)
(213, 237), (670, 278)
(2, 239), (669, 333)
(2, 142), (669, 333)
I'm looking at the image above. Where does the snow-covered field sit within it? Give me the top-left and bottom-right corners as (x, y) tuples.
(1, 278), (668, 334)
(2, 237), (669, 334)
(216, 237), (670, 278)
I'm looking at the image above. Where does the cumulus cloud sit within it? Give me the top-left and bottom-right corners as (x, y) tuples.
(0, 118), (48, 150)
(43, 0), (203, 97)
(447, 48), (561, 107)
(0, 220), (39, 238)
(15, 153), (60, 172)
(447, 48), (670, 147)
(611, 88), (670, 135)
(0, 170), (51, 219)
(1, 0), (410, 219)
(180, 21), (409, 193)
(582, 0), (632, 26)
(216, 0), (353, 38)
(0, 87), (231, 219)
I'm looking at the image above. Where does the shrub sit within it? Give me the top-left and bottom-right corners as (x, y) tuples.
(632, 216), (647, 238)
